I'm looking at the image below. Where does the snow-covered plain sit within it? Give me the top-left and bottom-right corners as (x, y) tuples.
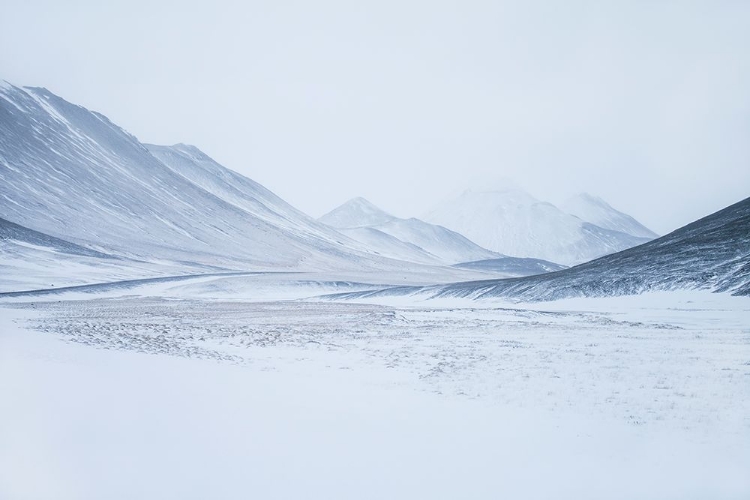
(1, 279), (748, 499)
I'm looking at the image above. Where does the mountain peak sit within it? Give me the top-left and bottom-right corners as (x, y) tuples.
(319, 198), (395, 229)
(424, 189), (654, 265)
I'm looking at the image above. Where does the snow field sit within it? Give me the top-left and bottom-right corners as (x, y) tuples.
(1, 290), (748, 499)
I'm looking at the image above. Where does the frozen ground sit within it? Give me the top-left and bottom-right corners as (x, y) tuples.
(1, 283), (749, 499)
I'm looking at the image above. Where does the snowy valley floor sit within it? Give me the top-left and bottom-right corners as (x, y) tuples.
(1, 282), (749, 499)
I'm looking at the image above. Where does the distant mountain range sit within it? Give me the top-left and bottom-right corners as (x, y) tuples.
(319, 197), (499, 264)
(319, 197), (567, 276)
(330, 195), (750, 301)
(424, 189), (656, 265)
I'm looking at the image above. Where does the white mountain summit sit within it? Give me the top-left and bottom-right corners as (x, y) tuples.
(319, 197), (396, 229)
(424, 188), (654, 266)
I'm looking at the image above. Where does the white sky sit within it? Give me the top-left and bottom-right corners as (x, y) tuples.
(2, 0), (749, 234)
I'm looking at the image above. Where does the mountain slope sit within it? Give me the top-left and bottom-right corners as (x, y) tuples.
(0, 217), (176, 292)
(562, 193), (658, 239)
(337, 196), (750, 301)
(0, 82), (405, 272)
(453, 257), (567, 277)
(424, 189), (652, 265)
(375, 217), (500, 264)
(147, 143), (360, 248)
(319, 198), (500, 264)
(337, 226), (440, 264)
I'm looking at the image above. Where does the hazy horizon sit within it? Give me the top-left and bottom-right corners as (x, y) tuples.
(3, 1), (749, 234)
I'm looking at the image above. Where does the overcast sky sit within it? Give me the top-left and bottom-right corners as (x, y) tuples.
(2, 0), (749, 234)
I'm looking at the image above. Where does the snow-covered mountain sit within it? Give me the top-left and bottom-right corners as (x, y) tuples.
(0, 82), (414, 274)
(319, 197), (396, 228)
(562, 193), (658, 239)
(334, 196), (750, 301)
(376, 218), (501, 264)
(333, 226), (441, 265)
(319, 198), (501, 265)
(424, 189), (653, 265)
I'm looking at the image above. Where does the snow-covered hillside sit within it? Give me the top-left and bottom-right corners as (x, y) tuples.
(0, 83), (381, 271)
(334, 226), (441, 265)
(562, 193), (658, 239)
(424, 189), (653, 265)
(320, 198), (502, 265)
(0, 218), (179, 292)
(0, 82), (446, 276)
(376, 217), (501, 264)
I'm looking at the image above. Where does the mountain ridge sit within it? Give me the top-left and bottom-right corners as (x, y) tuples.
(320, 197), (396, 229)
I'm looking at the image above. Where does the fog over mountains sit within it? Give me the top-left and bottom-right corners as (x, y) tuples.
(1, 80), (747, 299)
(318, 197), (570, 277)
(424, 189), (655, 266)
